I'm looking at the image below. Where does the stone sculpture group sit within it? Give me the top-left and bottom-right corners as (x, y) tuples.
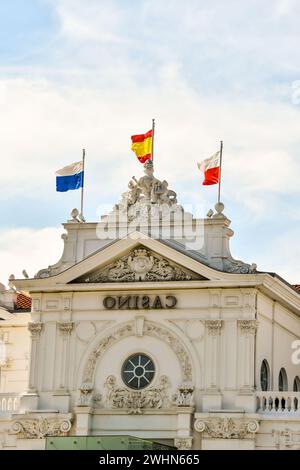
(122, 160), (177, 206)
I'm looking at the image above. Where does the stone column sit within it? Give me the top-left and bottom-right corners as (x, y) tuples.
(205, 320), (223, 390)
(57, 322), (74, 390)
(19, 322), (43, 412)
(51, 322), (74, 413)
(28, 322), (43, 392)
(237, 320), (258, 391)
(235, 320), (258, 412)
(203, 320), (223, 411)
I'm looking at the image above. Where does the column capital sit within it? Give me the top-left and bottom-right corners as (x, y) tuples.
(28, 322), (43, 337)
(238, 320), (258, 335)
(174, 437), (193, 450)
(205, 320), (223, 335)
(58, 321), (74, 335)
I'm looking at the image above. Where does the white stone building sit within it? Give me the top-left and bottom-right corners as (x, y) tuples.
(0, 283), (31, 449)
(0, 161), (300, 450)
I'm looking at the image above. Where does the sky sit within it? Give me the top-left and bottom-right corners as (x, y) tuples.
(0, 0), (300, 284)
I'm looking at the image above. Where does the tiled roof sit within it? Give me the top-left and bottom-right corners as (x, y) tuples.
(15, 293), (32, 310)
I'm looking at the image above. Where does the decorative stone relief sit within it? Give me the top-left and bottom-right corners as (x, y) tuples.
(11, 416), (72, 439)
(185, 320), (204, 341)
(74, 247), (199, 283)
(223, 258), (257, 274)
(28, 322), (43, 337)
(63, 297), (71, 310)
(82, 321), (193, 383)
(174, 438), (193, 450)
(46, 300), (59, 310)
(225, 296), (239, 306)
(32, 299), (40, 312)
(77, 383), (102, 407)
(0, 331), (9, 343)
(194, 417), (259, 439)
(134, 316), (145, 337)
(205, 320), (223, 336)
(238, 320), (258, 335)
(105, 375), (170, 414)
(78, 382), (94, 406)
(273, 429), (300, 450)
(0, 356), (13, 369)
(143, 322), (192, 381)
(58, 322), (74, 335)
(76, 321), (97, 342)
(83, 323), (134, 383)
(210, 293), (220, 307)
(122, 160), (177, 207)
(172, 382), (194, 406)
(35, 267), (51, 279)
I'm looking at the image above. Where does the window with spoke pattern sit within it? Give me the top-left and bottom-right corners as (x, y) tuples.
(122, 353), (155, 390)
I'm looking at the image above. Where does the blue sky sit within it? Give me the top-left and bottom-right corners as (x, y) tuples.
(0, 1), (56, 62)
(0, 0), (299, 283)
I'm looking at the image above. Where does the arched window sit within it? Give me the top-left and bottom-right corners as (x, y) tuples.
(278, 368), (288, 391)
(260, 359), (270, 391)
(293, 376), (300, 392)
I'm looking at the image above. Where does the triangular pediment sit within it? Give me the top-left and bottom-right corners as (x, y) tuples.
(71, 244), (208, 283)
(55, 232), (227, 284)
(14, 232), (231, 289)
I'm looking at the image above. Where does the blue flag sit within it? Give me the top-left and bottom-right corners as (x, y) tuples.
(55, 161), (84, 192)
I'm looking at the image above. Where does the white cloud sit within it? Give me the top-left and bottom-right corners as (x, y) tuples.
(47, 0), (300, 80)
(53, 0), (128, 43)
(0, 227), (63, 286)
(274, 0), (296, 17)
(0, 76), (299, 207)
(255, 227), (300, 284)
(0, 0), (299, 284)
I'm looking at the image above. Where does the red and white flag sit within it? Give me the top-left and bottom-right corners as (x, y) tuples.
(197, 151), (220, 185)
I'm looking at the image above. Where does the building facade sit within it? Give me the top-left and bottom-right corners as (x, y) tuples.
(0, 284), (31, 449)
(0, 162), (300, 450)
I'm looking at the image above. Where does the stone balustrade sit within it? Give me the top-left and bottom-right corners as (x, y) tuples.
(0, 393), (20, 414)
(256, 392), (300, 414)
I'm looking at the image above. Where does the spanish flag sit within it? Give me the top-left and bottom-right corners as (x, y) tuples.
(131, 129), (153, 163)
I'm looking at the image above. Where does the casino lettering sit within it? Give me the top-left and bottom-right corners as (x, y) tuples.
(103, 294), (177, 310)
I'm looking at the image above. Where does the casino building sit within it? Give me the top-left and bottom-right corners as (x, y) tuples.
(0, 161), (300, 450)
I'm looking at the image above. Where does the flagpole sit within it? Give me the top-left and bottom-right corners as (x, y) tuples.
(151, 118), (155, 163)
(80, 148), (85, 221)
(217, 140), (223, 203)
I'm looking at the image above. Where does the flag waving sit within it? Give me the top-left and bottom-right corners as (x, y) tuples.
(131, 129), (153, 163)
(55, 161), (84, 192)
(197, 151), (220, 185)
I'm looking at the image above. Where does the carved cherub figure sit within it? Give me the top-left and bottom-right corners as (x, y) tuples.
(150, 180), (177, 205)
(133, 160), (159, 199)
(127, 179), (142, 205)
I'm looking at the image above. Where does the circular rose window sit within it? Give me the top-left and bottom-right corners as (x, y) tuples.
(121, 353), (155, 390)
